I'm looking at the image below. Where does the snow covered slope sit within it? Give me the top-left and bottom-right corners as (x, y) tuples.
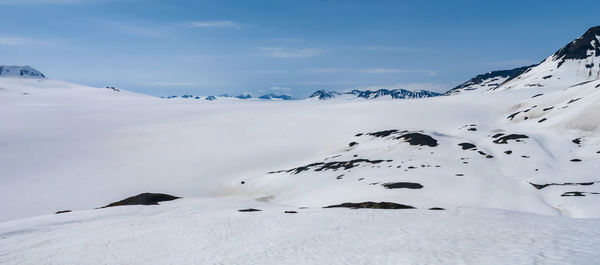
(2, 26), (600, 264)
(233, 89), (600, 217)
(1, 197), (599, 265)
(0, 65), (46, 79)
(496, 26), (600, 91)
(1, 70), (600, 222)
(444, 65), (534, 95)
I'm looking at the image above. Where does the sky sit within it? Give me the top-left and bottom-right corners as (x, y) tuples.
(0, 0), (598, 98)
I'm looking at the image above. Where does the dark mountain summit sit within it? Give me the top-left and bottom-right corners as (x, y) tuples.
(309, 88), (440, 100)
(257, 94), (293, 100)
(553, 26), (600, 66)
(309, 90), (338, 100)
(444, 65), (536, 95)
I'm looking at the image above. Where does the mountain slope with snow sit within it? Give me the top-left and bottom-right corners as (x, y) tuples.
(308, 88), (441, 100)
(2, 197), (599, 265)
(444, 65), (535, 95)
(495, 26), (600, 91)
(0, 65), (46, 79)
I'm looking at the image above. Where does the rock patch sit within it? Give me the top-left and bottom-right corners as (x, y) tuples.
(394, 133), (438, 147)
(529, 181), (597, 190)
(279, 159), (393, 175)
(324, 202), (415, 210)
(239, 208), (261, 212)
(492, 134), (529, 144)
(458, 143), (477, 150)
(381, 182), (423, 189)
(101, 193), (180, 208)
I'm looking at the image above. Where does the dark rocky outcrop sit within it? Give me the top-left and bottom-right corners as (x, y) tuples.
(553, 26), (600, 67)
(101, 193), (180, 208)
(395, 133), (438, 147)
(529, 181), (597, 190)
(381, 182), (423, 189)
(444, 65), (535, 95)
(428, 207), (445, 210)
(492, 134), (529, 144)
(280, 159), (392, 175)
(324, 202), (415, 209)
(238, 208), (262, 212)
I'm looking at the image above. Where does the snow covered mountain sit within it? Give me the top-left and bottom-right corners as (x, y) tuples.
(308, 88), (441, 100)
(445, 26), (600, 96)
(495, 26), (600, 91)
(0, 65), (46, 79)
(163, 93), (292, 100)
(444, 65), (535, 95)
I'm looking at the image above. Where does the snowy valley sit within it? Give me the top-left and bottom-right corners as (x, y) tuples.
(1, 26), (600, 265)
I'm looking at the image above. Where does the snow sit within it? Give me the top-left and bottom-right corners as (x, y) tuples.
(446, 76), (510, 95)
(496, 56), (599, 92)
(1, 77), (600, 222)
(1, 197), (599, 265)
(2, 35), (600, 263)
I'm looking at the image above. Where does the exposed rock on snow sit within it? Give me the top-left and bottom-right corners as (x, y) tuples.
(492, 134), (529, 144)
(394, 132), (438, 147)
(381, 182), (423, 189)
(444, 65), (535, 95)
(324, 201), (416, 209)
(272, 159), (393, 175)
(0, 65), (46, 79)
(308, 88), (441, 100)
(528, 181), (598, 190)
(101, 193), (180, 208)
(238, 208), (262, 212)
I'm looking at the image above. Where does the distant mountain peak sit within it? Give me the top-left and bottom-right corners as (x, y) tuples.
(552, 25), (600, 66)
(444, 65), (536, 96)
(0, 65), (46, 79)
(308, 88), (440, 100)
(257, 94), (292, 100)
(309, 90), (337, 100)
(491, 26), (600, 91)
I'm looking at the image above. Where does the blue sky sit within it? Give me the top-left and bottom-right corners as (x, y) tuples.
(0, 0), (598, 98)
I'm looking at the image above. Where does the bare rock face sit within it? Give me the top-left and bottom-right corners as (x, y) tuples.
(101, 193), (180, 208)
(324, 201), (415, 209)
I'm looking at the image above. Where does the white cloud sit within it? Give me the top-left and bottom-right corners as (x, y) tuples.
(295, 81), (366, 86)
(362, 46), (427, 52)
(0, 0), (113, 4)
(0, 36), (44, 45)
(247, 70), (288, 74)
(270, 86), (292, 91)
(145, 82), (226, 87)
(358, 68), (437, 76)
(306, 68), (436, 75)
(188, 21), (242, 29)
(259, 47), (321, 58)
(308, 68), (347, 73)
(482, 59), (538, 68)
(358, 82), (451, 93)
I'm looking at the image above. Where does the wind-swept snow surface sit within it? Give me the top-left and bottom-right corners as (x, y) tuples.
(2, 25), (600, 265)
(1, 76), (600, 221)
(1, 198), (599, 265)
